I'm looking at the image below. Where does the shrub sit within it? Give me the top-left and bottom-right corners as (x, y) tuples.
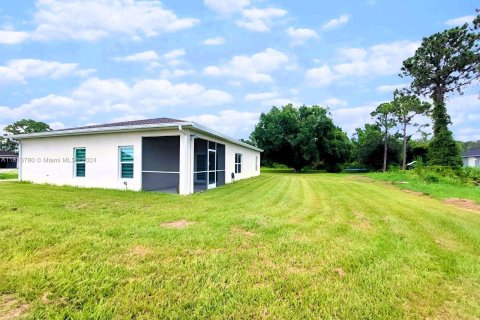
(424, 175), (440, 184)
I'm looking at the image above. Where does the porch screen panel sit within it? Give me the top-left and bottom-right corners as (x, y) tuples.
(141, 136), (180, 193)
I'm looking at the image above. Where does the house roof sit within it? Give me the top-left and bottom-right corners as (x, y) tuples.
(0, 151), (18, 157)
(462, 148), (480, 157)
(55, 117), (187, 131)
(7, 117), (262, 152)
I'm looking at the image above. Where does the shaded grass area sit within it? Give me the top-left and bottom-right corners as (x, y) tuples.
(0, 172), (480, 318)
(366, 170), (480, 204)
(0, 170), (18, 180)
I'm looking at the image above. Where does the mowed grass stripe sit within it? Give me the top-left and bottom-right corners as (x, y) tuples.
(0, 172), (479, 318)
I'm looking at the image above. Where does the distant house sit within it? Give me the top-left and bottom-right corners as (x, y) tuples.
(0, 151), (18, 169)
(462, 148), (480, 168)
(9, 118), (262, 195)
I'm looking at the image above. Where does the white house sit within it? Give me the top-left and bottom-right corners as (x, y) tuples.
(462, 148), (480, 168)
(10, 118), (262, 195)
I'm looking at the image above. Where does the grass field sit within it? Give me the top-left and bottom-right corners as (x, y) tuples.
(367, 170), (480, 204)
(0, 169), (18, 180)
(1, 171), (480, 319)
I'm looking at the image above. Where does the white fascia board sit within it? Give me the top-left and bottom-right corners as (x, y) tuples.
(7, 121), (263, 152)
(190, 122), (263, 152)
(7, 122), (191, 139)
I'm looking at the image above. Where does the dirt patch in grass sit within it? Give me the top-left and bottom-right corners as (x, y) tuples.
(444, 198), (480, 212)
(41, 292), (66, 306)
(0, 295), (29, 320)
(160, 220), (195, 229)
(333, 268), (346, 277)
(231, 227), (256, 237)
(402, 189), (424, 196)
(352, 211), (372, 230)
(64, 202), (90, 210)
(127, 245), (154, 257)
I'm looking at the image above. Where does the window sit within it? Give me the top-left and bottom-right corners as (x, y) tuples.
(235, 153), (242, 174)
(119, 146), (134, 178)
(74, 148), (86, 177)
(255, 156), (258, 171)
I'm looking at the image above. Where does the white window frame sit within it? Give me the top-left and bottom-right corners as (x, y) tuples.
(235, 153), (242, 174)
(73, 147), (86, 178)
(119, 146), (134, 179)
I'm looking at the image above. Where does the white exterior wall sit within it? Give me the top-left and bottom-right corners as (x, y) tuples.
(464, 156), (480, 167)
(19, 128), (260, 194)
(20, 130), (180, 192)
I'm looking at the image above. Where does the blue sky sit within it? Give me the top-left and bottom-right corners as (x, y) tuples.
(0, 0), (478, 140)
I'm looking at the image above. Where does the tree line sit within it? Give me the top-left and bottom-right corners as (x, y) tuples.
(250, 12), (480, 172)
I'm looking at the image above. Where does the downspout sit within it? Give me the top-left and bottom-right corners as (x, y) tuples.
(178, 125), (185, 135)
(18, 140), (22, 181)
(178, 125), (187, 194)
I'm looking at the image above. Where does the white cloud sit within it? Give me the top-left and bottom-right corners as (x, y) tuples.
(163, 49), (186, 60)
(159, 69), (195, 79)
(204, 48), (290, 83)
(245, 92), (278, 101)
(204, 0), (250, 15)
(305, 65), (336, 86)
(0, 94), (78, 120)
(376, 83), (408, 93)
(28, 0), (198, 42)
(321, 14), (350, 30)
(448, 94), (480, 140)
(323, 98), (348, 107)
(114, 49), (186, 70)
(305, 40), (420, 87)
(0, 30), (29, 45)
(444, 15), (475, 26)
(236, 7), (287, 32)
(331, 105), (376, 136)
(49, 121), (66, 130)
(114, 50), (159, 62)
(203, 37), (225, 46)
(2, 77), (233, 123)
(0, 59), (94, 85)
(286, 27), (319, 45)
(335, 41), (419, 76)
(185, 110), (259, 137)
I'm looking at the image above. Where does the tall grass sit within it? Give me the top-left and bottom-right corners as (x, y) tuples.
(366, 166), (480, 204)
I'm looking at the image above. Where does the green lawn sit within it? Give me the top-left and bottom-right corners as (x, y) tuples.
(0, 170), (18, 180)
(367, 170), (480, 204)
(1, 172), (480, 319)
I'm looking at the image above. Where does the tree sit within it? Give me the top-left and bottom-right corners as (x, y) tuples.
(352, 124), (402, 170)
(391, 90), (431, 169)
(428, 130), (463, 167)
(371, 102), (397, 172)
(1, 119), (52, 152)
(400, 23), (479, 167)
(250, 104), (351, 172)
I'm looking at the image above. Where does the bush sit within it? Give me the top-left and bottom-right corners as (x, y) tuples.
(270, 162), (290, 169)
(424, 174), (440, 184)
(326, 163), (342, 173)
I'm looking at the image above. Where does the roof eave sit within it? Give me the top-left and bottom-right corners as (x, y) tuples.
(8, 122), (192, 139)
(191, 122), (263, 152)
(7, 121), (263, 153)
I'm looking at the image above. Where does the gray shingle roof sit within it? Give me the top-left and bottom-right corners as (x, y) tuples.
(462, 148), (480, 157)
(55, 117), (186, 132)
